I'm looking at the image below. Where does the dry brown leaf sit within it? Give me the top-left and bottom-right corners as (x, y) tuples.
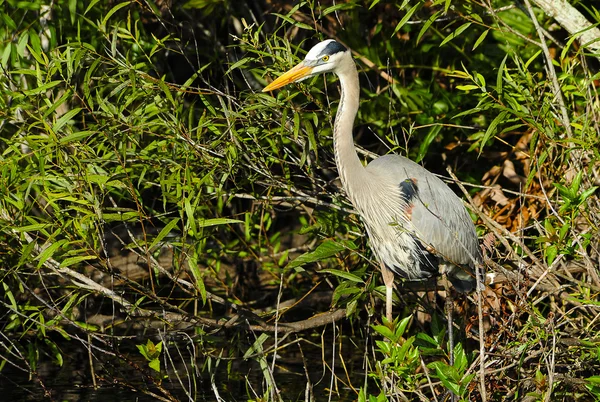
(503, 159), (525, 186)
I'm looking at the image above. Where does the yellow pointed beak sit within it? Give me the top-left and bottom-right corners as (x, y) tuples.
(262, 62), (314, 92)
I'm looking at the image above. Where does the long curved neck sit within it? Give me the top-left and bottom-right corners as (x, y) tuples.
(334, 59), (367, 201)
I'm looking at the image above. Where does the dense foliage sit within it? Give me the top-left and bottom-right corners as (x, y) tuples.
(1, 0), (599, 400)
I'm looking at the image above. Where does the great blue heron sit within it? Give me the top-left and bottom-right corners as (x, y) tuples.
(263, 39), (482, 324)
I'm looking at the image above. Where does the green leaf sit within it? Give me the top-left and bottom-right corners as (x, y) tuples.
(480, 110), (508, 154)
(17, 32), (29, 57)
(545, 244), (558, 265)
(188, 249), (206, 305)
(322, 3), (356, 16)
(53, 108), (82, 133)
(416, 124), (442, 162)
(68, 0), (77, 24)
(496, 54), (508, 96)
(472, 29), (489, 50)
(149, 358), (161, 372)
(100, 1), (131, 30)
(37, 239), (68, 268)
(580, 186), (599, 202)
(372, 324), (396, 341)
(23, 80), (62, 96)
(271, 13), (313, 31)
(60, 255), (97, 268)
(416, 332), (439, 348)
(440, 22), (472, 47)
(571, 170), (583, 194)
(197, 218), (242, 228)
(456, 84), (479, 91)
(149, 218), (180, 251)
(429, 362), (461, 394)
(1, 42), (11, 68)
(369, 0), (382, 10)
(417, 11), (442, 44)
(287, 240), (355, 269)
(396, 315), (412, 338)
(319, 268), (364, 283)
(14, 223), (52, 232)
(59, 130), (96, 144)
(244, 333), (270, 359)
(85, 0), (103, 15)
(392, 3), (420, 36)
(588, 376), (600, 385)
(225, 57), (250, 75)
(3, 283), (18, 311)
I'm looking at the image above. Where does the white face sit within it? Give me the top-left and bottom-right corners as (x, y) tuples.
(301, 40), (347, 78)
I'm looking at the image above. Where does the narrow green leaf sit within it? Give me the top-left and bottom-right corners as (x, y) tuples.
(85, 0), (103, 15)
(101, 1), (131, 30)
(37, 239), (67, 268)
(188, 249), (206, 304)
(271, 13), (314, 31)
(197, 218), (242, 228)
(444, 0), (451, 13)
(580, 186), (599, 202)
(157, 78), (174, 106)
(525, 49), (542, 69)
(225, 57), (250, 75)
(417, 11), (442, 44)
(440, 22), (472, 47)
(322, 3), (355, 16)
(149, 218), (180, 250)
(23, 80), (62, 96)
(369, 0), (382, 10)
(319, 268), (364, 283)
(392, 3), (420, 36)
(17, 32), (29, 57)
(455, 84), (479, 91)
(59, 130), (95, 144)
(102, 212), (140, 222)
(3, 283), (18, 311)
(1, 43), (11, 68)
(480, 110), (507, 154)
(60, 255), (97, 268)
(244, 333), (269, 359)
(396, 315), (412, 337)
(587, 376), (600, 385)
(1, 12), (17, 30)
(15, 223), (52, 232)
(416, 124), (442, 163)
(472, 29), (489, 50)
(53, 108), (82, 133)
(287, 240), (355, 269)
(68, 0), (76, 24)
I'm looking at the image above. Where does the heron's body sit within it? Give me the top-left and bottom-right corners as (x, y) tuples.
(263, 39), (482, 320)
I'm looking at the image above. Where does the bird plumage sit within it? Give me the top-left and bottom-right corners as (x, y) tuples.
(263, 39), (482, 318)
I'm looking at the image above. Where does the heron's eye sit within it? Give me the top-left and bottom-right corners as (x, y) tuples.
(322, 55), (329, 62)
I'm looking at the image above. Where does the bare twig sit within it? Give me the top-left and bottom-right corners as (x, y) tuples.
(522, 0), (573, 139)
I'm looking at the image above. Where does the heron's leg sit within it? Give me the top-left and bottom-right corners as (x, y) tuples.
(443, 272), (457, 402)
(444, 278), (455, 365)
(381, 263), (394, 323)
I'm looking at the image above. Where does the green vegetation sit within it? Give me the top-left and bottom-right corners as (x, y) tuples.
(1, 0), (599, 400)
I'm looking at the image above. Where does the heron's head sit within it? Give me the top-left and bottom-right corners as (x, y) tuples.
(262, 39), (350, 92)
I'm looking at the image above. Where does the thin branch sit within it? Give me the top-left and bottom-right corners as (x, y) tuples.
(523, 0), (573, 139)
